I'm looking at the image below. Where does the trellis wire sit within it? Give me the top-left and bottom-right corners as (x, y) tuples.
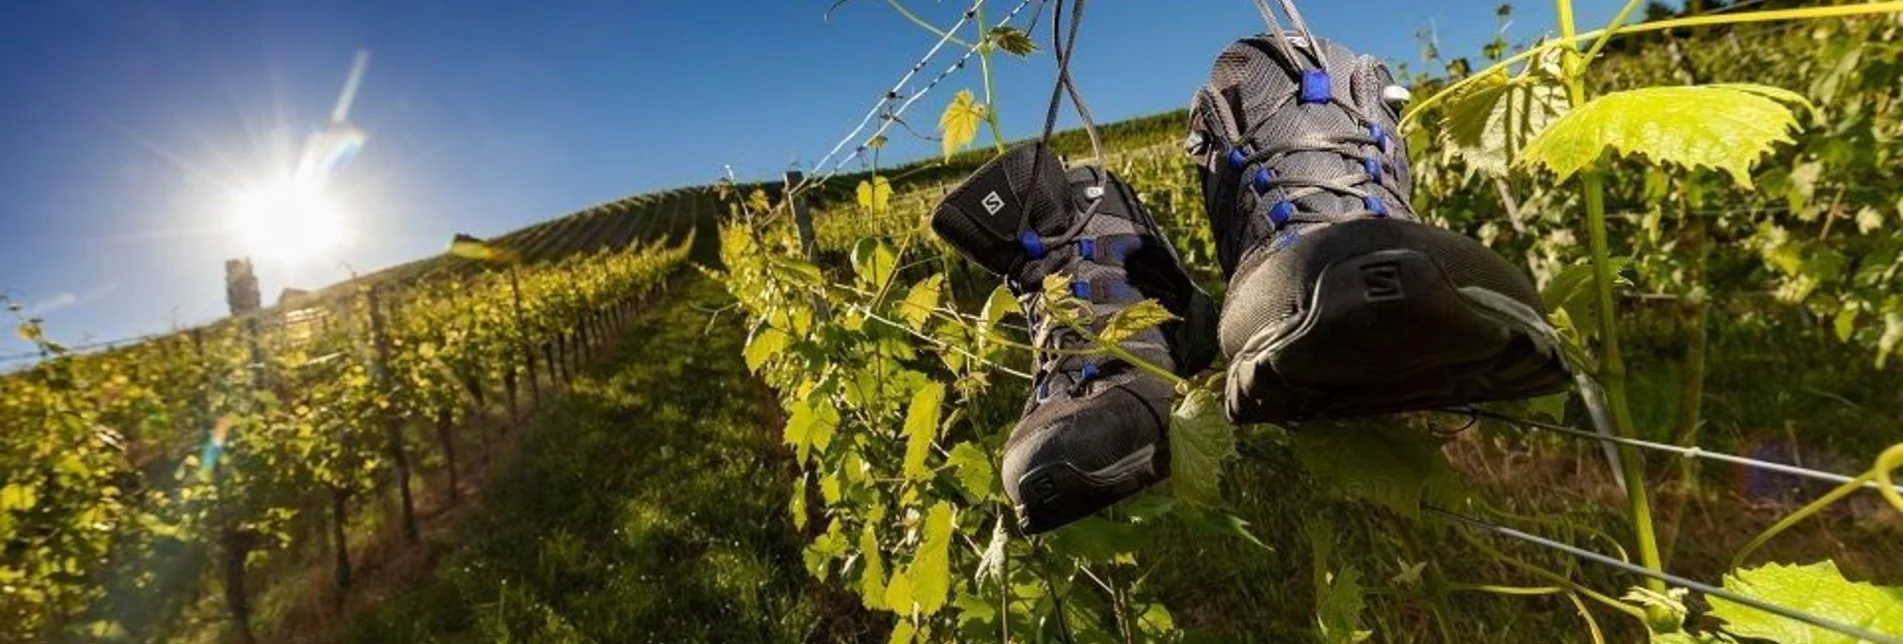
(791, 0), (1041, 198)
(1461, 408), (1903, 497)
(1426, 505), (1903, 644)
(799, 0), (984, 192)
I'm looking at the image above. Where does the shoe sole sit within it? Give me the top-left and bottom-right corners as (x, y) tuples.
(1226, 248), (1570, 423)
(1014, 441), (1169, 534)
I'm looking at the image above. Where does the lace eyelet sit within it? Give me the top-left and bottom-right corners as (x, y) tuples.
(1269, 200), (1296, 227)
(1252, 167), (1272, 194)
(1300, 69), (1332, 104)
(1019, 230), (1046, 259)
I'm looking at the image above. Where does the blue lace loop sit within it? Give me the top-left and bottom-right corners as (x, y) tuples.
(1370, 123), (1388, 152)
(1252, 167), (1272, 194)
(1228, 147), (1248, 170)
(1268, 200), (1296, 227)
(1080, 361), (1098, 382)
(1365, 195), (1388, 217)
(1363, 158), (1383, 181)
(1299, 69), (1332, 104)
(1071, 279), (1090, 299)
(1079, 238), (1096, 260)
(1020, 229), (1046, 259)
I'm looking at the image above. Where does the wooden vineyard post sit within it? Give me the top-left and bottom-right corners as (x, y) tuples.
(366, 286), (420, 544)
(784, 171), (830, 321)
(786, 170), (817, 261)
(219, 259), (261, 644)
(509, 266), (540, 410)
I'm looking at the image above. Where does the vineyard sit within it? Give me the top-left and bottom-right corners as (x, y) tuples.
(5, 0), (1903, 642)
(1, 186), (705, 641)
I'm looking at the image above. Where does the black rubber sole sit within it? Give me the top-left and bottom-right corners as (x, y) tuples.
(1013, 440), (1170, 534)
(1225, 248), (1571, 424)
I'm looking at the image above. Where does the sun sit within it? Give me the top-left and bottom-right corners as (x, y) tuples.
(228, 178), (349, 263)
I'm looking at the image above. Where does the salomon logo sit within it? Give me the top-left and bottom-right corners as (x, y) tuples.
(1361, 262), (1404, 301)
(981, 191), (1005, 215)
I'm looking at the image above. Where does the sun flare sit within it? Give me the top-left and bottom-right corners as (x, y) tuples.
(228, 178), (348, 263)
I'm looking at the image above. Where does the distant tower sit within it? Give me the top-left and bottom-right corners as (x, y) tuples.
(225, 258), (261, 315)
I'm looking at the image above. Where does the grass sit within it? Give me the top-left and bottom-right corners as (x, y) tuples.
(336, 275), (877, 643)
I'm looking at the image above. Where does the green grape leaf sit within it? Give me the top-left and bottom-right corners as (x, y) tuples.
(1439, 59), (1567, 178)
(744, 325), (791, 372)
(790, 474), (808, 530)
(1046, 516), (1145, 562)
(897, 274), (944, 332)
(747, 188), (772, 213)
(887, 620), (917, 644)
(785, 399), (839, 465)
(1098, 299), (1177, 347)
(1309, 521), (1372, 644)
(1834, 308), (1860, 343)
(883, 568), (915, 615)
(986, 26), (1036, 57)
(804, 520), (848, 581)
(939, 89), (987, 160)
(860, 523), (889, 610)
(902, 383), (947, 480)
(1519, 84), (1810, 188)
(857, 176), (894, 214)
(0, 484), (37, 512)
(1880, 311), (1903, 369)
(1293, 418), (1463, 518)
(1168, 387), (1237, 505)
(1708, 560), (1903, 643)
(1527, 392), (1569, 424)
(1316, 565), (1371, 644)
(981, 284), (1018, 330)
(852, 238), (900, 291)
(909, 502), (955, 616)
(766, 256), (824, 288)
(1175, 505), (1271, 549)
(1542, 257), (1632, 341)
(945, 442), (996, 501)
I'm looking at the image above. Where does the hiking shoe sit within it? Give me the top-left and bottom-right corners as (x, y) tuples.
(931, 142), (1217, 534)
(1186, 27), (1570, 424)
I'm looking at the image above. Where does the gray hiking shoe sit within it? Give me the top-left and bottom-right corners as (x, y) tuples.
(1186, 13), (1570, 424)
(931, 142), (1217, 533)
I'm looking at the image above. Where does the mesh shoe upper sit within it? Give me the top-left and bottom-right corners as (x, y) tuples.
(1188, 34), (1416, 280)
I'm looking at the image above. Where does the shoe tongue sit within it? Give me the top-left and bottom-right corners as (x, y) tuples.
(929, 143), (1073, 276)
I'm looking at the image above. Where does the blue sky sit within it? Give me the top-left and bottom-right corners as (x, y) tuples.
(0, 0), (1650, 358)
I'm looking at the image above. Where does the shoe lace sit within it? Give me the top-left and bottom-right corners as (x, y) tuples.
(1016, 193), (1112, 402)
(1226, 0), (1400, 228)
